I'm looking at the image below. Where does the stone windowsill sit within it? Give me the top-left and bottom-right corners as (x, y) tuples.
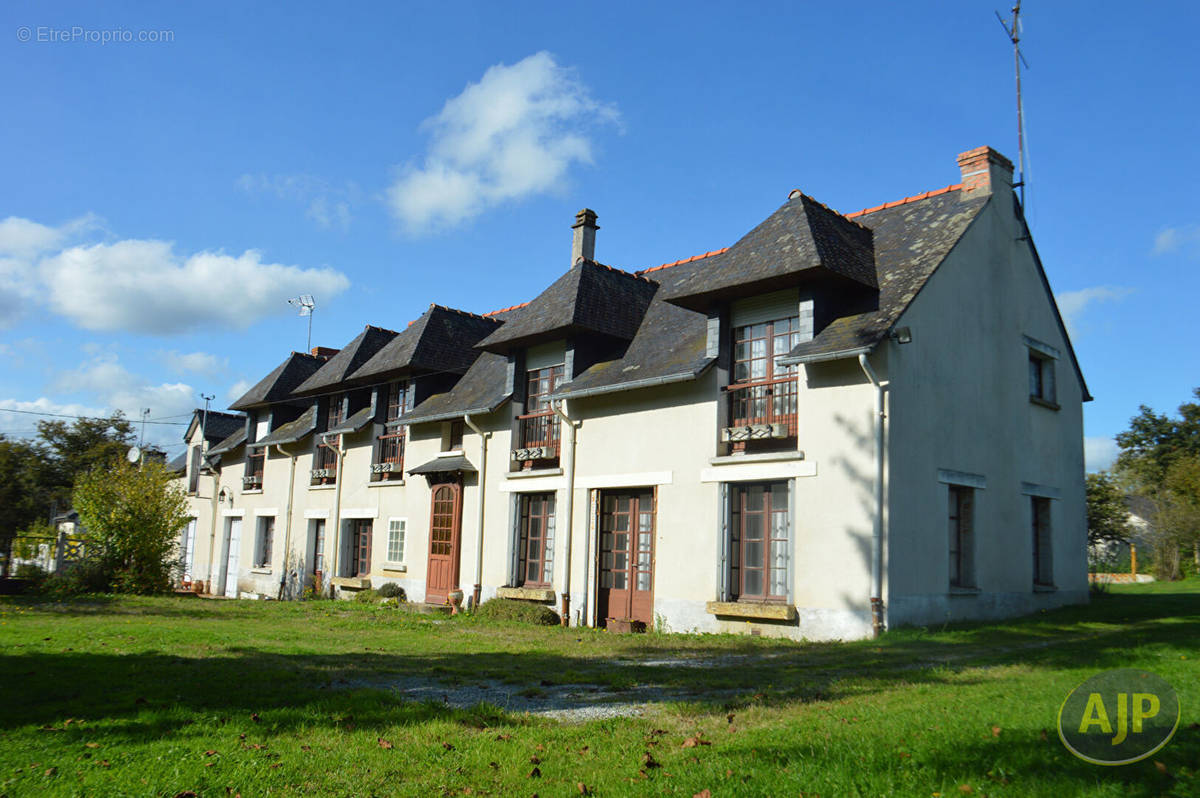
(242, 489), (263, 495)
(438, 449), (465, 457)
(949, 586), (982, 596)
(330, 576), (372, 590)
(250, 567), (272, 575)
(368, 479), (405, 488)
(708, 450), (805, 466)
(309, 484), (336, 491)
(705, 601), (797, 621)
(497, 586), (556, 602)
(505, 468), (564, 480)
(1030, 396), (1061, 411)
(382, 563), (407, 573)
(1033, 583), (1058, 593)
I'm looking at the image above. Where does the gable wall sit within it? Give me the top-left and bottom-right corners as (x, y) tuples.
(885, 193), (1088, 627)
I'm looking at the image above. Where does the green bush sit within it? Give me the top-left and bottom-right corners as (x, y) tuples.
(475, 598), (560, 626)
(14, 562), (48, 587)
(41, 560), (111, 597)
(352, 588), (379, 603)
(377, 582), (405, 600)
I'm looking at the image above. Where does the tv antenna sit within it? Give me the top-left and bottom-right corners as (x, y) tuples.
(997, 1), (1029, 207)
(288, 294), (316, 351)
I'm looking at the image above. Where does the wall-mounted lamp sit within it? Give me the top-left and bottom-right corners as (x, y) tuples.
(889, 327), (913, 345)
(218, 487), (232, 506)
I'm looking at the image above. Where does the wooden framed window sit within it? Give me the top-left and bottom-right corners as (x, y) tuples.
(447, 420), (464, 451)
(1029, 351), (1057, 407)
(1032, 497), (1053, 586)
(386, 518), (406, 563)
(350, 519), (372, 577)
(948, 486), (975, 588)
(517, 493), (555, 588)
(253, 516), (274, 568)
(729, 482), (789, 601)
(373, 382), (410, 481)
(312, 394), (344, 485)
(188, 446), (202, 494)
(244, 449), (265, 489)
(516, 364), (565, 462)
(727, 316), (802, 442)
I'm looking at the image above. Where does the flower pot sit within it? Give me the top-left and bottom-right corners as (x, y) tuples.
(448, 589), (465, 615)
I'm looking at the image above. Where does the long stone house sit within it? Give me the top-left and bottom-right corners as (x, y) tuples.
(174, 145), (1089, 640)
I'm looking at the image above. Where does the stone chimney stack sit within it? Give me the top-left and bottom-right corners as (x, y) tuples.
(571, 208), (598, 264)
(956, 146), (1014, 199)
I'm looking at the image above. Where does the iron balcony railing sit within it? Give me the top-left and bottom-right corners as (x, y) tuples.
(725, 377), (799, 439)
(513, 411), (561, 460)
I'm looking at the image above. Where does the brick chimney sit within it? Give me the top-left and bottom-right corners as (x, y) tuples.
(310, 346), (339, 359)
(571, 208), (598, 264)
(956, 146), (1014, 198)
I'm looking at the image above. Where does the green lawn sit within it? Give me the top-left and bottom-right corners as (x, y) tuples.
(1, 584), (1198, 797)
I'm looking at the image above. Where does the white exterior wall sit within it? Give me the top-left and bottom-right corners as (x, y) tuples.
(885, 194), (1088, 628)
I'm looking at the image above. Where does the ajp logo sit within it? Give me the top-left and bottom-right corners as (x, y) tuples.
(1058, 669), (1180, 765)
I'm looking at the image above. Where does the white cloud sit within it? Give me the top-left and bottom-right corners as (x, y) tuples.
(49, 353), (198, 449)
(226, 378), (253, 403)
(387, 51), (619, 234)
(1055, 285), (1132, 338)
(0, 215), (351, 335)
(161, 350), (228, 378)
(0, 214), (100, 327)
(0, 398), (108, 441)
(1085, 436), (1119, 473)
(41, 237), (350, 335)
(236, 173), (357, 232)
(1152, 224), (1200, 256)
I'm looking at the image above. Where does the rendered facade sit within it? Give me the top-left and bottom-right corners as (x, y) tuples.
(174, 145), (1089, 640)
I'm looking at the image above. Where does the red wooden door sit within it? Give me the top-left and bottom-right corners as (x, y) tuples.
(425, 482), (462, 604)
(597, 490), (655, 627)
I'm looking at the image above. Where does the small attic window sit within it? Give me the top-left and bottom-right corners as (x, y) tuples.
(1024, 336), (1059, 409)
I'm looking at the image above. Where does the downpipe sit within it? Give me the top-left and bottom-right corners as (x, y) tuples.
(274, 444), (297, 600)
(858, 353), (887, 639)
(462, 413), (491, 611)
(551, 398), (578, 626)
(322, 432), (346, 598)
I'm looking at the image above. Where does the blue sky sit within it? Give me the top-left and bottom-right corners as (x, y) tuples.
(1, 1), (1196, 466)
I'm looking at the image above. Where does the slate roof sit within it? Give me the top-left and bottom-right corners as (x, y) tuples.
(230, 352), (329, 410)
(779, 189), (989, 364)
(207, 427), (246, 456)
(247, 406), (317, 448)
(185, 409), (246, 446)
(476, 260), (658, 353)
(660, 193), (878, 313)
(327, 406), (374, 435)
(552, 257), (716, 400)
(166, 452), (187, 475)
(394, 352), (511, 426)
(292, 326), (398, 396)
(408, 454), (476, 475)
(348, 305), (501, 386)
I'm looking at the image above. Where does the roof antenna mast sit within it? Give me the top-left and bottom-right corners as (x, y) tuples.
(288, 295), (316, 351)
(996, 1), (1029, 207)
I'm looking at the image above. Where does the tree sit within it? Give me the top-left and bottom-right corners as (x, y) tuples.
(1115, 388), (1200, 485)
(72, 459), (189, 594)
(1085, 472), (1133, 548)
(37, 412), (135, 515)
(0, 435), (47, 577)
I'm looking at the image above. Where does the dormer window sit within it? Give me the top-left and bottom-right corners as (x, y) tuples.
(373, 381), (411, 482)
(723, 315), (803, 451)
(514, 363), (564, 467)
(312, 394), (344, 485)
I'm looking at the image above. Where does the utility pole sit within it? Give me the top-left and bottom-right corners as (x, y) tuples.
(139, 408), (151, 448)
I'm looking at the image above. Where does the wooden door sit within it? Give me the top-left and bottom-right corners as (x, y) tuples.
(597, 490), (655, 627)
(425, 482), (462, 603)
(223, 518), (242, 598)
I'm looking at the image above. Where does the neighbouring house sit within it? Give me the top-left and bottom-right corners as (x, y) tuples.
(172, 145), (1089, 639)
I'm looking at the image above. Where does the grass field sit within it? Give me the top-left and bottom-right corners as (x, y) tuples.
(1, 583), (1198, 797)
